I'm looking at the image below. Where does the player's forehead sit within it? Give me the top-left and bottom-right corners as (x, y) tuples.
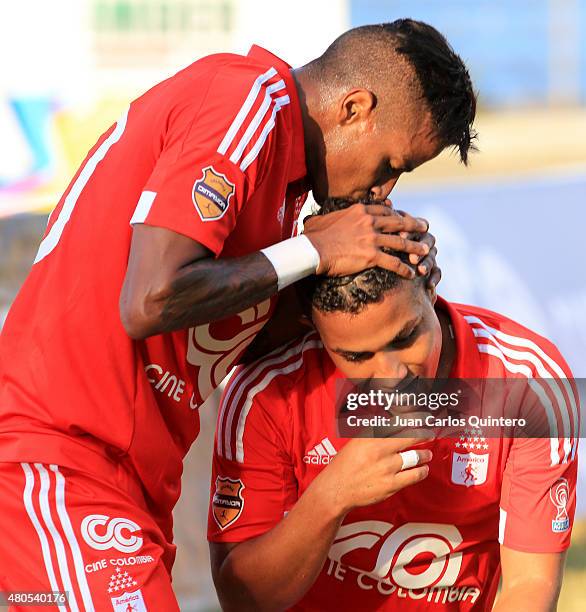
(314, 283), (424, 350)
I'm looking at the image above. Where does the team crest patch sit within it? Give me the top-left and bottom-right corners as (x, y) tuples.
(110, 589), (146, 611)
(192, 166), (235, 221)
(212, 477), (244, 529)
(451, 452), (489, 487)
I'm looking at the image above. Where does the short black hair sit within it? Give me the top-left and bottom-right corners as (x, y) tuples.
(308, 198), (421, 315)
(315, 19), (477, 164)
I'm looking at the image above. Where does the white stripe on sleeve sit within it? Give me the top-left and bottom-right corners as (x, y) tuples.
(217, 67), (278, 155)
(466, 315), (579, 461)
(498, 508), (507, 544)
(235, 340), (322, 462)
(130, 190), (157, 225)
(476, 344), (560, 466)
(240, 95), (290, 172)
(229, 80), (286, 165)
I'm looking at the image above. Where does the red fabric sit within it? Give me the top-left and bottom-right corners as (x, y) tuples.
(208, 299), (578, 611)
(0, 461), (178, 611)
(0, 45), (307, 546)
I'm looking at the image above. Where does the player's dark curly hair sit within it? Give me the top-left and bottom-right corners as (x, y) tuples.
(389, 19), (477, 164)
(307, 199), (419, 315)
(314, 19), (477, 164)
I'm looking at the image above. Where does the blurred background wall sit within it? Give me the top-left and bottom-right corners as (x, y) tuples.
(1, 1), (585, 610)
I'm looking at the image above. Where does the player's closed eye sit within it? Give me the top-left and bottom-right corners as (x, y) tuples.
(389, 325), (420, 349)
(339, 327), (419, 362)
(341, 351), (374, 363)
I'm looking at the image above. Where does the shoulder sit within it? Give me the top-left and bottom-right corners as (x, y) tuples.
(216, 332), (324, 463)
(224, 330), (323, 400)
(451, 302), (579, 465)
(146, 51), (291, 124)
(452, 302), (574, 379)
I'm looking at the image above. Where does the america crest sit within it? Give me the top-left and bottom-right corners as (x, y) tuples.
(212, 477), (245, 529)
(192, 166), (235, 221)
(451, 452), (489, 487)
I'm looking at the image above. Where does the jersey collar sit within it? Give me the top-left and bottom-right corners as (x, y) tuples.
(435, 296), (482, 377)
(247, 45), (307, 183)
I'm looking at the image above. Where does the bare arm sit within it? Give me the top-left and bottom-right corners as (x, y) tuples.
(119, 205), (430, 339)
(210, 482), (344, 612)
(119, 224), (278, 339)
(493, 547), (566, 612)
(210, 438), (432, 612)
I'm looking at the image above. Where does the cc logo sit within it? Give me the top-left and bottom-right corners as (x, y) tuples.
(80, 515), (143, 553)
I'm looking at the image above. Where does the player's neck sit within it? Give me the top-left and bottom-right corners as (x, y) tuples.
(436, 308), (457, 379)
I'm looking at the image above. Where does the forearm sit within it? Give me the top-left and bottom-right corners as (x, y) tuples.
(141, 252), (277, 336)
(493, 580), (561, 612)
(215, 483), (344, 611)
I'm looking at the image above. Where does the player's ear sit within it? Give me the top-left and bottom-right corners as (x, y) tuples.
(336, 89), (376, 127)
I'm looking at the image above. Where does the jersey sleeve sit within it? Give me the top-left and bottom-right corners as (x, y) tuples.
(499, 346), (580, 553)
(208, 366), (297, 542)
(130, 64), (288, 255)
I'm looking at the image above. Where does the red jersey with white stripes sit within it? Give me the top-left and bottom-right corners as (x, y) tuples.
(0, 45), (307, 541)
(208, 298), (579, 611)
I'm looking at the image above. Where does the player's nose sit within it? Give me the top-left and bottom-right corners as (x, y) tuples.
(373, 352), (408, 381)
(369, 176), (400, 201)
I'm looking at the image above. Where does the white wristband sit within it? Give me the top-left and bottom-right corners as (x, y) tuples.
(399, 450), (420, 471)
(261, 235), (320, 291)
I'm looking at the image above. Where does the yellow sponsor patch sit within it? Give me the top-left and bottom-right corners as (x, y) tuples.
(212, 476), (244, 530)
(192, 166), (235, 221)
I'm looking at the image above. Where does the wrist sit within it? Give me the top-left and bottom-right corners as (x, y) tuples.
(260, 235), (320, 290)
(305, 473), (350, 522)
(302, 231), (328, 275)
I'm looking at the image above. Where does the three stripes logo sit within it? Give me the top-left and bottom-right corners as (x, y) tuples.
(303, 437), (337, 465)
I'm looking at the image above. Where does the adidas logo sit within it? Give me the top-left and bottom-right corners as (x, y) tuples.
(303, 437), (337, 465)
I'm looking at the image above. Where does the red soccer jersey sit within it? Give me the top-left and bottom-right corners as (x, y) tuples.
(209, 298), (579, 611)
(0, 45), (307, 541)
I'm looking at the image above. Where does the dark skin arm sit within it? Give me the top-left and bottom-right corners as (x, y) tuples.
(119, 205), (432, 339)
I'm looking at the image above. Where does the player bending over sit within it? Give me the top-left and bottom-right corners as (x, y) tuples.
(208, 200), (578, 611)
